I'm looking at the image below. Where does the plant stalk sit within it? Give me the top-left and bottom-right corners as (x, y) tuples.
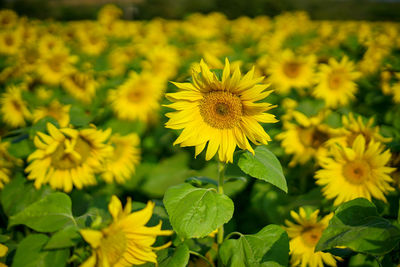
(217, 161), (226, 266)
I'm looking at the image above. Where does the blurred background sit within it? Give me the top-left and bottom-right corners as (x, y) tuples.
(2, 0), (400, 21)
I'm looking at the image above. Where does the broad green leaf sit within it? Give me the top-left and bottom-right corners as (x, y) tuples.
(9, 192), (76, 232)
(238, 146), (287, 193)
(220, 225), (289, 267)
(12, 234), (69, 267)
(7, 138), (34, 159)
(316, 198), (400, 255)
(159, 244), (190, 267)
(44, 225), (81, 249)
(163, 183), (234, 239)
(1, 175), (52, 216)
(69, 105), (91, 127)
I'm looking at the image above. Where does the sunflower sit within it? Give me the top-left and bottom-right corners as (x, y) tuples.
(313, 57), (361, 108)
(37, 49), (77, 85)
(25, 123), (113, 192)
(0, 30), (21, 55)
(0, 86), (31, 128)
(80, 195), (172, 267)
(0, 243), (7, 267)
(0, 9), (18, 28)
(32, 100), (71, 127)
(165, 59), (277, 163)
(276, 111), (337, 166)
(284, 208), (339, 267)
(267, 50), (316, 94)
(0, 139), (22, 189)
(108, 71), (164, 122)
(101, 133), (141, 184)
(315, 135), (395, 206)
(62, 71), (97, 104)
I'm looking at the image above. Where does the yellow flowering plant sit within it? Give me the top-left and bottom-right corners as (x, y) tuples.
(0, 5), (399, 267)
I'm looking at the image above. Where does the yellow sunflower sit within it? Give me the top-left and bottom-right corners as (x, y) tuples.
(108, 71), (164, 122)
(267, 50), (316, 94)
(284, 208), (339, 267)
(315, 135), (395, 206)
(0, 30), (21, 55)
(0, 139), (22, 189)
(37, 49), (77, 85)
(32, 100), (71, 127)
(101, 133), (141, 184)
(0, 243), (7, 267)
(80, 195), (172, 267)
(0, 86), (31, 128)
(313, 57), (361, 108)
(276, 111), (337, 166)
(0, 9), (18, 28)
(165, 59), (277, 163)
(25, 123), (113, 192)
(62, 71), (97, 104)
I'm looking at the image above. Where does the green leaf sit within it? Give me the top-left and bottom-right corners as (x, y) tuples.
(159, 244), (190, 267)
(238, 146), (287, 193)
(316, 198), (400, 256)
(7, 138), (34, 159)
(163, 183), (234, 239)
(12, 234), (69, 267)
(69, 105), (92, 127)
(1, 175), (52, 216)
(219, 225), (289, 267)
(9, 192), (76, 232)
(44, 225), (81, 249)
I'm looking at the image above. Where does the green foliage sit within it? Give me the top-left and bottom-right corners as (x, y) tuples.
(163, 183), (234, 239)
(238, 146), (287, 193)
(219, 225), (289, 267)
(316, 198), (400, 256)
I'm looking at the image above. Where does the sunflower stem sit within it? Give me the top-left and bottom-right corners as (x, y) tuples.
(189, 251), (213, 267)
(217, 161), (226, 267)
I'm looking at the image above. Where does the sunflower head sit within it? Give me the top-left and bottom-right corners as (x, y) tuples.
(165, 58), (278, 163)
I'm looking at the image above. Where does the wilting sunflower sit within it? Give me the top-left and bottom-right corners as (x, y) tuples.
(0, 86), (31, 128)
(80, 195), (172, 267)
(32, 100), (71, 127)
(284, 208), (339, 267)
(101, 133), (141, 184)
(62, 71), (97, 104)
(276, 111), (337, 166)
(313, 57), (361, 108)
(165, 59), (277, 163)
(267, 50), (316, 94)
(25, 123), (113, 192)
(108, 71), (164, 122)
(315, 135), (395, 206)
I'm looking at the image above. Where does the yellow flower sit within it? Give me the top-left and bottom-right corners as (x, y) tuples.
(25, 123), (113, 192)
(141, 46), (180, 80)
(108, 72), (164, 122)
(80, 195), (172, 267)
(37, 34), (67, 56)
(267, 50), (316, 94)
(284, 208), (339, 267)
(276, 111), (336, 166)
(165, 59), (277, 163)
(98, 4), (122, 26)
(37, 49), (77, 85)
(62, 71), (97, 104)
(0, 30), (21, 55)
(0, 9), (18, 28)
(0, 139), (22, 189)
(315, 135), (395, 206)
(0, 243), (8, 267)
(77, 26), (107, 55)
(32, 100), (71, 127)
(101, 134), (141, 184)
(313, 57), (361, 108)
(0, 86), (31, 128)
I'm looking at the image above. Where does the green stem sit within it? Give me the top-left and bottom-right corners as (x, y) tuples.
(217, 161), (226, 267)
(224, 231), (243, 241)
(189, 251), (213, 267)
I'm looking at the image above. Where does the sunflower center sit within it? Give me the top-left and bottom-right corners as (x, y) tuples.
(299, 127), (329, 149)
(51, 136), (92, 169)
(127, 88), (144, 102)
(328, 70), (345, 90)
(301, 226), (322, 247)
(199, 91), (242, 129)
(102, 228), (127, 265)
(283, 61), (302, 79)
(343, 161), (369, 184)
(70, 74), (88, 90)
(4, 36), (13, 46)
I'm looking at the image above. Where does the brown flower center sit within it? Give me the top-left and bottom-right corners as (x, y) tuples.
(343, 161), (369, 184)
(301, 226), (322, 247)
(51, 136), (91, 169)
(283, 61), (302, 79)
(328, 70), (346, 90)
(199, 91), (242, 129)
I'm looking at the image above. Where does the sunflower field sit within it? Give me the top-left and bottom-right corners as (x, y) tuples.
(0, 5), (400, 267)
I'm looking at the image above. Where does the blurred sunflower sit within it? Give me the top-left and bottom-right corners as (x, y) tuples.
(0, 139), (22, 189)
(315, 135), (395, 206)
(0, 30), (21, 55)
(276, 111), (336, 166)
(0, 9), (18, 28)
(165, 59), (277, 163)
(80, 195), (172, 267)
(37, 49), (77, 85)
(108, 71), (164, 122)
(392, 73), (400, 103)
(313, 57), (361, 108)
(32, 100), (71, 127)
(267, 50), (316, 94)
(284, 208), (339, 267)
(25, 123), (113, 192)
(0, 86), (31, 128)
(62, 71), (97, 104)
(101, 133), (141, 184)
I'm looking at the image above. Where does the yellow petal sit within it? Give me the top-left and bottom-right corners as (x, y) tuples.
(80, 229), (103, 249)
